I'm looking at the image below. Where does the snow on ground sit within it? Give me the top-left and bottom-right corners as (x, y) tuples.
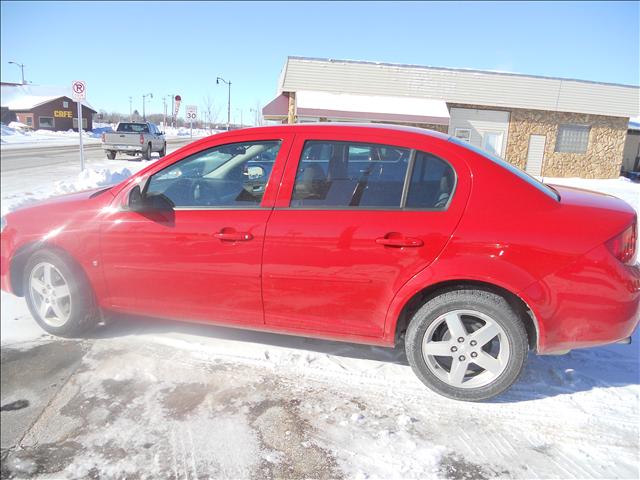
(0, 124), (103, 147)
(1, 159), (151, 215)
(0, 161), (638, 478)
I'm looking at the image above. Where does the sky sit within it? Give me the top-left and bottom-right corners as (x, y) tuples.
(1, 1), (638, 125)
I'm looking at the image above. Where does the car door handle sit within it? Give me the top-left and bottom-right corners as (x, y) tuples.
(214, 231), (253, 241)
(375, 236), (424, 247)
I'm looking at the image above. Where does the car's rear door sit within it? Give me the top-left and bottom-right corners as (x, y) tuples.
(99, 132), (293, 326)
(261, 130), (471, 340)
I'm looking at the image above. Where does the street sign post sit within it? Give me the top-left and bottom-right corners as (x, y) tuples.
(186, 105), (197, 139)
(72, 81), (86, 171)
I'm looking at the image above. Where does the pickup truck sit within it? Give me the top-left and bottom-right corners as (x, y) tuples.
(102, 122), (166, 160)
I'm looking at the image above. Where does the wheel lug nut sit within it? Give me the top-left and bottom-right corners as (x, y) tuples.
(457, 337), (465, 343)
(471, 352), (478, 358)
(450, 346), (458, 352)
(470, 340), (477, 346)
(458, 355), (466, 361)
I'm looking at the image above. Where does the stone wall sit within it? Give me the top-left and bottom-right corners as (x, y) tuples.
(448, 103), (628, 178)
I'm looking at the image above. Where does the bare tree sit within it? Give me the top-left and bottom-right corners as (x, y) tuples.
(202, 95), (222, 131)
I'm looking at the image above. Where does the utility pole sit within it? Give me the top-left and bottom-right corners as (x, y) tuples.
(167, 95), (174, 129)
(8, 61), (25, 84)
(162, 97), (167, 129)
(129, 97), (133, 121)
(142, 93), (153, 121)
(216, 77), (231, 131)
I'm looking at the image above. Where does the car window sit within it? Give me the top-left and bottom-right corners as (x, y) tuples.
(291, 140), (411, 208)
(406, 152), (456, 209)
(146, 140), (281, 208)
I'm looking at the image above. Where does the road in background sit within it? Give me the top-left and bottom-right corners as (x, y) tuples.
(0, 137), (198, 173)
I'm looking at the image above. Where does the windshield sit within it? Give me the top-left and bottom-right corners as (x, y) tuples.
(448, 136), (560, 201)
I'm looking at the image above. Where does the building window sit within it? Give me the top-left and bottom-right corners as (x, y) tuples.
(73, 118), (88, 129)
(63, 101), (69, 108)
(556, 124), (590, 153)
(25, 117), (33, 126)
(454, 128), (471, 142)
(39, 117), (55, 129)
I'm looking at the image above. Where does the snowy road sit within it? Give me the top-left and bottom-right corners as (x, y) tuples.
(0, 137), (195, 172)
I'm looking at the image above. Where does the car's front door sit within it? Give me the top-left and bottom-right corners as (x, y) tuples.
(99, 133), (292, 326)
(261, 131), (471, 339)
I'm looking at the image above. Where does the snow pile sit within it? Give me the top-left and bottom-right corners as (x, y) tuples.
(2, 164), (143, 215)
(54, 167), (133, 194)
(162, 126), (218, 138)
(1, 127), (103, 145)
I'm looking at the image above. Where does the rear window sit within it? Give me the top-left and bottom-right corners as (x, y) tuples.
(448, 136), (560, 201)
(117, 123), (150, 134)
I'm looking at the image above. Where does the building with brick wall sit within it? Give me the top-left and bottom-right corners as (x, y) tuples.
(1, 83), (96, 131)
(263, 57), (639, 179)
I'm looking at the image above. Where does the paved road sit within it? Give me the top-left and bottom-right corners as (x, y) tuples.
(0, 137), (197, 173)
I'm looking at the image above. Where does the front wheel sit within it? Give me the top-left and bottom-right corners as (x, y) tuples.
(23, 250), (99, 337)
(106, 150), (116, 160)
(405, 288), (528, 401)
(159, 142), (167, 157)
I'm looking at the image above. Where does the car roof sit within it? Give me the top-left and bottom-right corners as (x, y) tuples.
(232, 122), (452, 141)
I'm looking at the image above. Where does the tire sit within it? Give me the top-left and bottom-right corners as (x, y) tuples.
(23, 250), (99, 338)
(143, 143), (152, 160)
(159, 142), (167, 158)
(405, 288), (528, 401)
(106, 150), (116, 160)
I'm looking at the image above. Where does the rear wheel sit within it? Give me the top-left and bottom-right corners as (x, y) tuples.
(106, 150), (116, 160)
(405, 288), (528, 401)
(23, 250), (99, 337)
(143, 143), (152, 160)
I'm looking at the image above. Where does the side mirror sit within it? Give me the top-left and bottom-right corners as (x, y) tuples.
(128, 185), (145, 211)
(128, 185), (174, 211)
(244, 165), (265, 180)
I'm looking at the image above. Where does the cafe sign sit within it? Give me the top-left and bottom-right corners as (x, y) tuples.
(54, 110), (73, 118)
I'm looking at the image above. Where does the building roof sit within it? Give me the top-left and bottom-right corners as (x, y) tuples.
(279, 56), (640, 118)
(0, 84), (96, 112)
(264, 90), (450, 125)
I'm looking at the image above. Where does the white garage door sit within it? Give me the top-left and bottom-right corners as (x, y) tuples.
(449, 108), (510, 158)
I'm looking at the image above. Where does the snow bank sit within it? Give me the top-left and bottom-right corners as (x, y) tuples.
(0, 125), (103, 145)
(2, 163), (143, 215)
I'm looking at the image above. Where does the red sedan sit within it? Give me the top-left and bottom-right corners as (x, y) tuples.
(1, 124), (638, 401)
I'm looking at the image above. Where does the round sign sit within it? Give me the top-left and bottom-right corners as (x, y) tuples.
(72, 81), (85, 94)
(175, 95), (181, 101)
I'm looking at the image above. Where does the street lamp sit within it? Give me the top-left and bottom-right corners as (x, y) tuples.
(142, 93), (153, 121)
(166, 94), (174, 128)
(8, 61), (25, 84)
(129, 97), (133, 121)
(216, 76), (231, 131)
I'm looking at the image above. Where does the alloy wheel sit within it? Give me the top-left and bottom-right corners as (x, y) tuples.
(421, 309), (510, 389)
(28, 262), (72, 327)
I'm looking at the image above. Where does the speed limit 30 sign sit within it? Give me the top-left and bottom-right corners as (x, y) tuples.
(186, 105), (197, 121)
